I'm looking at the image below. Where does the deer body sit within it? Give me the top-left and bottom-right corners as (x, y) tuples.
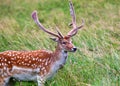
(0, 1), (84, 86)
(0, 48), (68, 86)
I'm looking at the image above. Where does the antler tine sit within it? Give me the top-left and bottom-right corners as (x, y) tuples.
(68, 19), (84, 37)
(56, 27), (63, 38)
(32, 11), (60, 38)
(67, 1), (84, 37)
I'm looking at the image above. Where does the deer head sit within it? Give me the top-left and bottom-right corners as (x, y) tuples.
(32, 1), (84, 52)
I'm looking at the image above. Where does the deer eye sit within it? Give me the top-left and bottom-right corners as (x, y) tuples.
(62, 42), (67, 44)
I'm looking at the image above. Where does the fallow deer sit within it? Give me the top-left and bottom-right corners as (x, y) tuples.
(0, 1), (84, 86)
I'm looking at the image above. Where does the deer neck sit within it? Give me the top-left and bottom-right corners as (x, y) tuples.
(53, 44), (68, 62)
(48, 44), (68, 75)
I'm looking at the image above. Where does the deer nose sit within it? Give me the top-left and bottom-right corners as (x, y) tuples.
(72, 47), (77, 52)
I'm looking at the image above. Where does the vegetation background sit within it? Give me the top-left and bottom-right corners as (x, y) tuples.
(0, 0), (120, 86)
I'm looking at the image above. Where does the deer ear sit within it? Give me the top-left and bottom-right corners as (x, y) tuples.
(50, 37), (59, 42)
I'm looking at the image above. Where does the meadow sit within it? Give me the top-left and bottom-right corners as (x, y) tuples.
(0, 0), (120, 86)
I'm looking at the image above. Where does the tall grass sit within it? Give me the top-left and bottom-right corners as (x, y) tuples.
(0, 0), (120, 86)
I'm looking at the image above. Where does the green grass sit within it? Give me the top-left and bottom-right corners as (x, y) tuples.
(0, 0), (120, 86)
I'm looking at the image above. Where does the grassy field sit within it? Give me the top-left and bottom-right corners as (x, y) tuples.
(0, 0), (120, 86)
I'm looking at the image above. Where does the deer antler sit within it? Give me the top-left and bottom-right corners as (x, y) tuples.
(32, 11), (61, 38)
(67, 1), (84, 37)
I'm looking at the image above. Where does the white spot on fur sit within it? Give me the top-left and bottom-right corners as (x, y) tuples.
(45, 61), (48, 66)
